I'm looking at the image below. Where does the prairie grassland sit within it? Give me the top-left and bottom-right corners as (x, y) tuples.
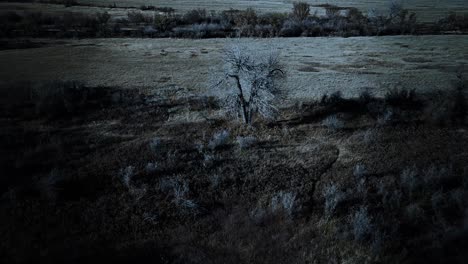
(1, 36), (467, 102)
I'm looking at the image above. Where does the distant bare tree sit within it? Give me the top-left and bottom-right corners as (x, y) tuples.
(292, 2), (311, 22)
(211, 44), (285, 125)
(388, 0), (404, 20)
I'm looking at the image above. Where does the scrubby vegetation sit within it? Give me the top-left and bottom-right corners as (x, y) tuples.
(1, 66), (467, 262)
(1, 1), (467, 38)
(1, 1), (467, 263)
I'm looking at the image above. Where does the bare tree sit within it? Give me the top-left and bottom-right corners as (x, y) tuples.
(388, 0), (404, 20)
(211, 44), (285, 125)
(292, 2), (311, 22)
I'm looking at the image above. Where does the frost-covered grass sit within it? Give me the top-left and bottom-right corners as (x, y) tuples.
(1, 36), (467, 101)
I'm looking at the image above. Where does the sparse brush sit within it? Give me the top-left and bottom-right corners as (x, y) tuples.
(400, 166), (419, 197)
(450, 188), (465, 212)
(183, 9), (207, 24)
(422, 164), (451, 188)
(236, 136), (257, 150)
(323, 183), (345, 218)
(159, 176), (198, 213)
(320, 91), (343, 105)
(354, 164), (367, 178)
(145, 162), (158, 173)
(322, 115), (344, 130)
(382, 188), (402, 210)
(36, 168), (62, 201)
(271, 191), (296, 217)
(208, 130), (230, 150)
(452, 72), (467, 125)
(350, 206), (373, 242)
(203, 153), (216, 167)
(129, 185), (147, 201)
(118, 166), (135, 188)
(354, 164), (368, 196)
(149, 137), (161, 154)
(361, 129), (376, 144)
(431, 190), (448, 226)
(377, 107), (395, 125)
(32, 81), (88, 118)
(405, 203), (425, 224)
(209, 174), (222, 189)
(384, 88), (418, 107)
(359, 90), (373, 105)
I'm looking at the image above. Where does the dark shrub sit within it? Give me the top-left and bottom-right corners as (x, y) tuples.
(172, 23), (225, 38)
(279, 18), (303, 37)
(5, 11), (23, 23)
(437, 12), (468, 32)
(183, 9), (207, 24)
(321, 91), (343, 105)
(154, 14), (179, 32)
(237, 8), (258, 25)
(452, 73), (467, 125)
(96, 12), (111, 36)
(157, 7), (175, 15)
(140, 5), (156, 11)
(384, 88), (423, 111)
(63, 0), (77, 7)
(32, 81), (88, 118)
(325, 4), (341, 19)
(127, 11), (151, 25)
(259, 12), (288, 32)
(97, 12), (111, 24)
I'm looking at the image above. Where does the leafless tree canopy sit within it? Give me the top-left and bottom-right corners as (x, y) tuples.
(211, 44), (285, 124)
(293, 2), (311, 22)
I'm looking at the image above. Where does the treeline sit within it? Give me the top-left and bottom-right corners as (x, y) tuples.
(1, 2), (468, 38)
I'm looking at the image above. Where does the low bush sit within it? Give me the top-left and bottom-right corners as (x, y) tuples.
(183, 9), (208, 24)
(208, 130), (230, 150)
(32, 81), (89, 118)
(270, 191), (297, 217)
(127, 11), (152, 24)
(322, 183), (345, 218)
(384, 88), (420, 108)
(350, 206), (373, 242)
(236, 136), (257, 150)
(173, 23), (226, 38)
(322, 115), (344, 130)
(437, 12), (468, 32)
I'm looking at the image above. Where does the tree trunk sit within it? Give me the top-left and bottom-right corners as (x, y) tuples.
(229, 74), (250, 124)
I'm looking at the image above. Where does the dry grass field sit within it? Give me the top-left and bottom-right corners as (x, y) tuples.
(1, 36), (467, 101)
(1, 1), (468, 264)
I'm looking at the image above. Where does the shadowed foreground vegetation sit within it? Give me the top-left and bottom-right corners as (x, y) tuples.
(0, 76), (467, 263)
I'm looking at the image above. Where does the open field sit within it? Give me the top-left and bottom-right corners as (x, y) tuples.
(1, 2), (468, 263)
(1, 36), (467, 101)
(1, 0), (468, 22)
(1, 53), (468, 262)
